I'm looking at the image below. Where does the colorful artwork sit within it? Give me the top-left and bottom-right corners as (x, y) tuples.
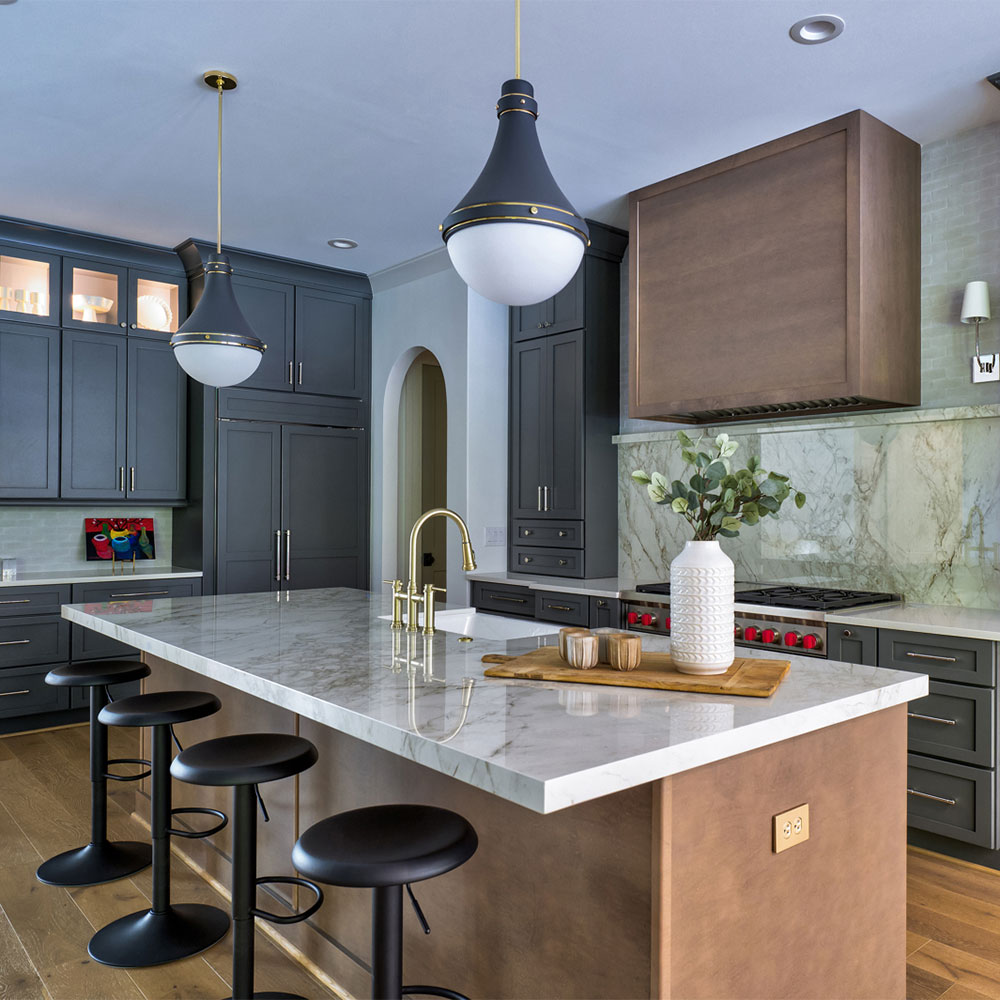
(85, 518), (155, 561)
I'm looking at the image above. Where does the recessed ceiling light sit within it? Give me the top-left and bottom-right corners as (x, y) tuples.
(327, 238), (358, 250)
(789, 14), (845, 44)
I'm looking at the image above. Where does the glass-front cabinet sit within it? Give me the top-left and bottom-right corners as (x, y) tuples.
(128, 269), (185, 337)
(0, 246), (60, 326)
(62, 258), (126, 330)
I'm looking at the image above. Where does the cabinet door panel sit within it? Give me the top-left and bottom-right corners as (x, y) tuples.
(0, 325), (59, 498)
(282, 426), (367, 590)
(127, 268), (187, 340)
(294, 288), (368, 398)
(510, 339), (547, 518)
(512, 299), (550, 342)
(546, 331), (584, 518)
(126, 339), (186, 500)
(232, 275), (295, 392)
(546, 266), (585, 334)
(60, 331), (127, 499)
(217, 422), (282, 595)
(62, 257), (128, 333)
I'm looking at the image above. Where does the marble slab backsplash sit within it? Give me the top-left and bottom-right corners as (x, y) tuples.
(617, 406), (1000, 609)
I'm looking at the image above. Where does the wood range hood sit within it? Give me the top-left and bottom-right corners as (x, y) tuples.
(627, 110), (921, 424)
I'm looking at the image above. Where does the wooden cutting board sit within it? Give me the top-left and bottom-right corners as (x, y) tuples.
(482, 646), (790, 698)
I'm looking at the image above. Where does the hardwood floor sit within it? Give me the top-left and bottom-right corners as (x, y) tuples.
(3, 724), (1000, 1000)
(0, 724), (338, 1000)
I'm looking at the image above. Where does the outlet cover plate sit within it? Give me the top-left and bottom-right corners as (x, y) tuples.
(773, 803), (810, 853)
(972, 354), (1000, 383)
(484, 526), (506, 547)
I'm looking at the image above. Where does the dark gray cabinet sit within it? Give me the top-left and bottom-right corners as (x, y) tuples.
(512, 268), (585, 341)
(826, 623), (878, 666)
(0, 242), (61, 328)
(0, 325), (60, 498)
(231, 274), (295, 392)
(294, 286), (369, 399)
(216, 419), (368, 595)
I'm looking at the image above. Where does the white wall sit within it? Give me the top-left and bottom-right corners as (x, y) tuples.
(370, 249), (508, 602)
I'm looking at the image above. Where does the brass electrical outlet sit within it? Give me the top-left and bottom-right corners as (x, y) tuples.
(773, 803), (810, 853)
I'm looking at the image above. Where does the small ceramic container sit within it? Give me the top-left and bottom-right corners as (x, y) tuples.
(559, 626), (591, 660)
(565, 632), (599, 670)
(592, 627), (625, 663)
(608, 633), (642, 672)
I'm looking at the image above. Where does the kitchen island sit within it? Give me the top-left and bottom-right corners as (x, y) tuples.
(64, 588), (926, 1000)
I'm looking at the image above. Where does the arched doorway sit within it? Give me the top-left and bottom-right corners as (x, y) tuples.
(396, 350), (448, 595)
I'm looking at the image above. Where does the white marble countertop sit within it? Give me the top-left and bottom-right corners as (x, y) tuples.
(827, 604), (1000, 642)
(1, 566), (203, 588)
(63, 588), (927, 814)
(467, 570), (621, 600)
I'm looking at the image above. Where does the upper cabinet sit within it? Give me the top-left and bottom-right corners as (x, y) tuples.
(0, 245), (60, 326)
(628, 110), (920, 423)
(294, 286), (369, 398)
(512, 268), (586, 341)
(229, 275), (295, 392)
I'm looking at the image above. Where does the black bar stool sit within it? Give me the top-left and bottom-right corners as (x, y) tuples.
(89, 690), (231, 967)
(37, 659), (153, 887)
(292, 804), (478, 1000)
(171, 733), (324, 1000)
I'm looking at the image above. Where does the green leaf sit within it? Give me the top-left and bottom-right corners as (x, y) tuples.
(671, 479), (687, 499)
(741, 501), (758, 517)
(631, 469), (652, 485)
(746, 455), (760, 473)
(720, 440), (739, 458)
(681, 449), (698, 466)
(695, 452), (711, 468)
(770, 472), (790, 482)
(759, 477), (786, 497)
(719, 527), (739, 537)
(705, 460), (727, 481)
(687, 490), (699, 508)
(651, 472), (670, 492)
(742, 509), (759, 525)
(671, 496), (689, 513)
(794, 491), (806, 509)
(714, 432), (729, 449)
(757, 495), (779, 513)
(721, 516), (742, 532)
(709, 509), (724, 526)
(676, 430), (694, 448)
(689, 474), (708, 493)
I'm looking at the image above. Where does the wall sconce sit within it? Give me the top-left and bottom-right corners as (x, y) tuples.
(960, 280), (999, 383)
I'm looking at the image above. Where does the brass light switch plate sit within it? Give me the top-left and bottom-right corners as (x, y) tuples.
(773, 803), (810, 853)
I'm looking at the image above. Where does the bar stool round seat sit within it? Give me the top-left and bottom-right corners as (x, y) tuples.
(293, 805), (478, 1000)
(292, 804), (478, 888)
(88, 689), (230, 969)
(36, 659), (153, 888)
(171, 733), (318, 787)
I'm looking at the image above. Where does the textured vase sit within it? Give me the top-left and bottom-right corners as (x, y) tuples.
(669, 540), (735, 674)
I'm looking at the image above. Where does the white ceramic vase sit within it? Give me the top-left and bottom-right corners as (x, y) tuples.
(669, 540), (735, 674)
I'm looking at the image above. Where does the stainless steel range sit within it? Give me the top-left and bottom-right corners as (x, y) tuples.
(620, 584), (902, 658)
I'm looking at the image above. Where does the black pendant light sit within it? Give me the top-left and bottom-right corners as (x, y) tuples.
(170, 72), (265, 387)
(441, 0), (589, 306)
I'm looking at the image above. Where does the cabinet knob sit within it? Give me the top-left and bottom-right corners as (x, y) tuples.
(522, 529), (532, 536)
(130, 323), (137, 329)
(597, 600), (607, 607)
(558, 530), (567, 537)
(536, 323), (543, 329)
(558, 559), (567, 566)
(842, 629), (853, 637)
(522, 556), (533, 563)
(119, 321), (127, 328)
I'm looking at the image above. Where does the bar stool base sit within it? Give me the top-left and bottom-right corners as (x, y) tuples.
(89, 903), (230, 967)
(36, 840), (151, 887)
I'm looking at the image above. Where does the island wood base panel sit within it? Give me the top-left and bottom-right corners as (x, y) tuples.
(141, 655), (906, 1000)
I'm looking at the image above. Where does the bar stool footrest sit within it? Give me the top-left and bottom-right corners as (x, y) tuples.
(251, 876), (324, 925)
(403, 986), (470, 1000)
(104, 757), (152, 782)
(168, 806), (228, 839)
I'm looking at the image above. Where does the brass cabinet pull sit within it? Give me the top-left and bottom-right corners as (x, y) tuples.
(285, 529), (291, 581)
(906, 651), (958, 663)
(288, 361), (294, 385)
(275, 530), (282, 583)
(110, 591), (168, 599)
(297, 362), (303, 385)
(537, 486), (542, 512)
(547, 604), (573, 612)
(129, 466), (135, 491)
(0, 599), (30, 605)
(119, 466), (125, 492)
(492, 595), (528, 604)
(907, 712), (958, 726)
(0, 689), (30, 697)
(0, 639), (30, 646)
(907, 788), (957, 807)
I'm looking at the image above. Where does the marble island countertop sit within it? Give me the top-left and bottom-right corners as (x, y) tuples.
(62, 588), (927, 814)
(1, 565), (203, 588)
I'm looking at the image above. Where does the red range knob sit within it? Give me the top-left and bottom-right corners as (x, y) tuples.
(627, 611), (639, 625)
(761, 628), (778, 644)
(802, 633), (820, 650)
(664, 617), (671, 630)
(743, 626), (759, 641)
(640, 613), (655, 627)
(784, 631), (800, 647)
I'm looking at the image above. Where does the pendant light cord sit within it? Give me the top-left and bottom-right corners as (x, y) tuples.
(216, 76), (223, 255)
(515, 0), (521, 78)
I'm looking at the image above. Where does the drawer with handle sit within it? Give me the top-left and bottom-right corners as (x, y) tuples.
(0, 585), (71, 618)
(535, 591), (589, 627)
(512, 520), (584, 549)
(908, 681), (995, 768)
(906, 753), (995, 848)
(0, 664), (68, 720)
(880, 629), (994, 686)
(590, 597), (622, 629)
(510, 546), (583, 578)
(0, 616), (69, 669)
(471, 582), (535, 619)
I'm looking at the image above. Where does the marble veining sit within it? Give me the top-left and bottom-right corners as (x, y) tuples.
(64, 588), (926, 814)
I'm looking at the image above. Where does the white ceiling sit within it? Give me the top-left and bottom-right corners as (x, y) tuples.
(4, 0), (1000, 276)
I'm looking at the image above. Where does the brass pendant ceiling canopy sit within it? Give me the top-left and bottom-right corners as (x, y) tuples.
(169, 71), (265, 388)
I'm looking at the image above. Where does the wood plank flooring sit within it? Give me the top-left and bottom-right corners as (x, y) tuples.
(0, 724), (338, 1000)
(3, 724), (1000, 999)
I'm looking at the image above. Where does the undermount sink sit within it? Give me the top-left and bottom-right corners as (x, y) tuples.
(378, 607), (561, 640)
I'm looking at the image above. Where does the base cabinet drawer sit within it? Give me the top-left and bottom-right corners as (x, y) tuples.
(535, 591), (589, 626)
(908, 681), (995, 767)
(0, 585), (71, 618)
(0, 664), (68, 719)
(470, 582), (535, 618)
(826, 624), (878, 666)
(907, 754), (996, 848)
(590, 597), (621, 629)
(510, 546), (583, 578)
(0, 616), (69, 668)
(881, 629), (994, 686)
(513, 520), (584, 548)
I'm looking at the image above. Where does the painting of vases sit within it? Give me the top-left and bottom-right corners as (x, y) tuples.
(84, 517), (155, 561)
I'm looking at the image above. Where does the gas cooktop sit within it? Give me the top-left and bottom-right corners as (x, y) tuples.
(633, 582), (901, 612)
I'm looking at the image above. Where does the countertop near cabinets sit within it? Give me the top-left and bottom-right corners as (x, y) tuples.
(828, 603), (1000, 642)
(465, 570), (621, 600)
(0, 566), (203, 588)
